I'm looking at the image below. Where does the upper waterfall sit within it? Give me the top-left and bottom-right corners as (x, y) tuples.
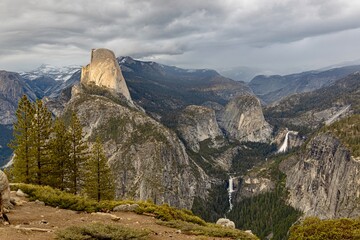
(278, 131), (298, 153)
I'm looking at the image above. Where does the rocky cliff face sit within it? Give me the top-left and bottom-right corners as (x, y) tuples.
(218, 95), (272, 142)
(235, 175), (274, 201)
(0, 71), (36, 125)
(281, 133), (360, 218)
(63, 83), (208, 209)
(81, 49), (131, 101)
(175, 105), (223, 152)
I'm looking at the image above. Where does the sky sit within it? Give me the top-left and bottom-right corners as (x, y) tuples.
(1, 0), (360, 75)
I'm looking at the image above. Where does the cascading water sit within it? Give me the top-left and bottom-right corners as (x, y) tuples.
(278, 131), (290, 153)
(278, 131), (298, 153)
(228, 176), (235, 212)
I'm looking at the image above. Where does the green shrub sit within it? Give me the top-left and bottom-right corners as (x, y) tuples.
(289, 217), (360, 240)
(56, 222), (149, 240)
(158, 220), (259, 239)
(135, 202), (206, 225)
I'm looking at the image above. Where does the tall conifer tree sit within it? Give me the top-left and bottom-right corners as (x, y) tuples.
(30, 99), (52, 185)
(68, 112), (88, 195)
(85, 137), (115, 201)
(48, 118), (71, 190)
(9, 95), (35, 183)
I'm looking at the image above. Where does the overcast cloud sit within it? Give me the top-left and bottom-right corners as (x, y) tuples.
(1, 0), (360, 75)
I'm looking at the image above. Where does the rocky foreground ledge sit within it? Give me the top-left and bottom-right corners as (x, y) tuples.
(1, 187), (258, 240)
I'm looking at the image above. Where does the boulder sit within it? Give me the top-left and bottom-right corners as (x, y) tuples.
(216, 218), (235, 228)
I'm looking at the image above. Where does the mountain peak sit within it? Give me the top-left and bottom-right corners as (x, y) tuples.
(80, 48), (132, 101)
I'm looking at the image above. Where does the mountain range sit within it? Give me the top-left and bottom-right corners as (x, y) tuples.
(249, 65), (360, 104)
(1, 48), (360, 239)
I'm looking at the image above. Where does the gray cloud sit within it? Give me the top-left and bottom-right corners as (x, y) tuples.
(1, 0), (360, 74)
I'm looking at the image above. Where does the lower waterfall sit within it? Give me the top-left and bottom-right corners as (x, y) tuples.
(228, 176), (235, 212)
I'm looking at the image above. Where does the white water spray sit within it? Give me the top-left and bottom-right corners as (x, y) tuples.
(228, 176), (235, 212)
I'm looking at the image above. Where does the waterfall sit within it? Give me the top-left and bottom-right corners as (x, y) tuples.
(228, 176), (235, 212)
(278, 131), (298, 153)
(278, 131), (290, 153)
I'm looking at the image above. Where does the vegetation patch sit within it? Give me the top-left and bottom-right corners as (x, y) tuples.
(135, 202), (206, 226)
(228, 152), (302, 240)
(56, 222), (149, 240)
(232, 142), (277, 176)
(192, 182), (229, 223)
(158, 220), (259, 240)
(11, 183), (205, 225)
(289, 217), (360, 240)
(322, 114), (360, 157)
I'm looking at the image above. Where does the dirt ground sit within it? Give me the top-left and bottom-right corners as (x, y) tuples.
(0, 192), (231, 240)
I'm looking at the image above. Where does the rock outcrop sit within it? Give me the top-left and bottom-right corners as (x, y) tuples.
(281, 133), (360, 218)
(175, 105), (223, 152)
(218, 95), (272, 142)
(0, 170), (10, 219)
(81, 49), (131, 101)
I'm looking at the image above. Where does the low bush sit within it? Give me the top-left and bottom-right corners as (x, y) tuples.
(158, 220), (258, 239)
(135, 203), (206, 225)
(289, 217), (360, 240)
(56, 222), (149, 240)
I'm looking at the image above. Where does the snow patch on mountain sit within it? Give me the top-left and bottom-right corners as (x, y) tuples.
(20, 64), (80, 81)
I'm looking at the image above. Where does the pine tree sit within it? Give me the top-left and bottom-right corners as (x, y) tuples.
(9, 95), (35, 183)
(85, 137), (115, 201)
(30, 99), (53, 185)
(68, 112), (88, 195)
(48, 118), (71, 190)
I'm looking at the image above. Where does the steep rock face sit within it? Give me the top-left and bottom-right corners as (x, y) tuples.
(81, 49), (131, 101)
(175, 105), (223, 152)
(219, 95), (272, 142)
(63, 85), (207, 209)
(0, 71), (36, 124)
(281, 133), (360, 218)
(235, 175), (274, 201)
